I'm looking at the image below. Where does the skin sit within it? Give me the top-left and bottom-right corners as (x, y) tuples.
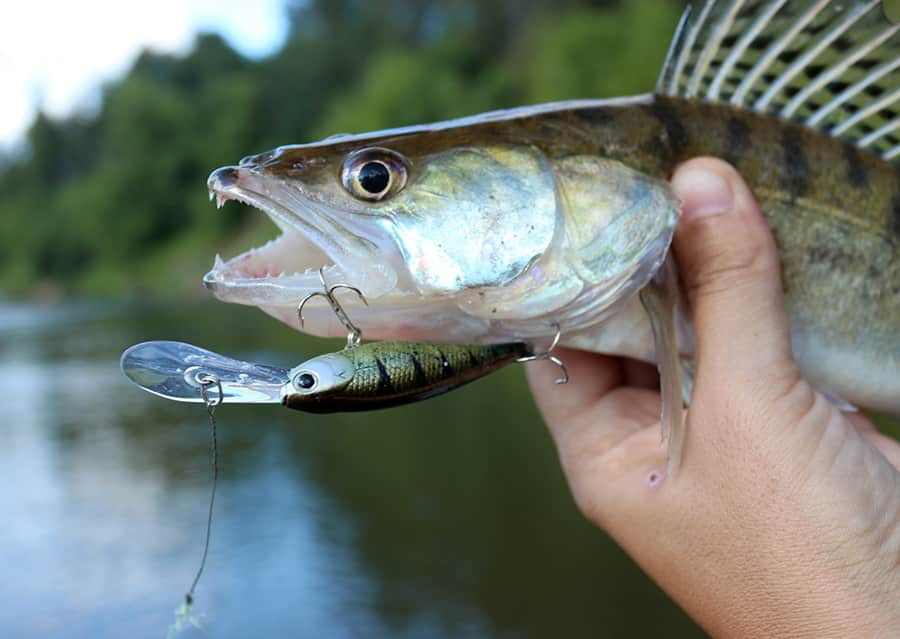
(526, 158), (900, 638)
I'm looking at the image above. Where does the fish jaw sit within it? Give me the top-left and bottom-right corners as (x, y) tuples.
(204, 164), (409, 335)
(203, 162), (508, 342)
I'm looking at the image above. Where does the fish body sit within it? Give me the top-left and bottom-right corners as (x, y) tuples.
(206, 0), (900, 419)
(282, 341), (529, 412)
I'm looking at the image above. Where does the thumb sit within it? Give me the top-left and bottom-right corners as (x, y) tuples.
(671, 158), (797, 397)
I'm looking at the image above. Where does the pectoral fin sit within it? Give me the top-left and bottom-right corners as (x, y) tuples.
(639, 259), (686, 477)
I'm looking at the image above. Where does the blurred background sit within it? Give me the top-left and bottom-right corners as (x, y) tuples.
(1, 1), (897, 637)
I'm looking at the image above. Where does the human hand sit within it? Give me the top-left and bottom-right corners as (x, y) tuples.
(526, 158), (900, 638)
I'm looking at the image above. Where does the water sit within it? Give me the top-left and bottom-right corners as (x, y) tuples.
(0, 299), (702, 638)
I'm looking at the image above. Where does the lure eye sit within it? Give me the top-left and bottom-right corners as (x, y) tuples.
(341, 148), (408, 201)
(286, 352), (354, 401)
(293, 371), (317, 391)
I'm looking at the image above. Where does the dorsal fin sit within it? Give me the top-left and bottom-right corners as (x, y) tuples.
(657, 0), (900, 166)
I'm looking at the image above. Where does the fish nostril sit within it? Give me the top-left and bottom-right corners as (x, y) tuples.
(208, 166), (240, 188)
(239, 150), (277, 167)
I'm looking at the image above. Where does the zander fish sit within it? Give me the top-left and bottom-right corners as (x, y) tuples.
(204, 0), (900, 470)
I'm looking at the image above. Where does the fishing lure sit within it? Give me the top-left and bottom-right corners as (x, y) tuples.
(120, 337), (562, 412)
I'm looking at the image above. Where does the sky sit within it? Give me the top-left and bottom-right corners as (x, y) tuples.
(0, 0), (290, 150)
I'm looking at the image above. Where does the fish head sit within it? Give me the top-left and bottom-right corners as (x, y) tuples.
(206, 113), (679, 343)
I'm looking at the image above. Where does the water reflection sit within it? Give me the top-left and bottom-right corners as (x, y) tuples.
(1, 300), (705, 638)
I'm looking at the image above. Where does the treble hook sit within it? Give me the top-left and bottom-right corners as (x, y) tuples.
(517, 325), (568, 384)
(297, 268), (368, 349)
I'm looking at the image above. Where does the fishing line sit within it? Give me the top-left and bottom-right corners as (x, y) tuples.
(187, 373), (222, 604)
(167, 373), (222, 638)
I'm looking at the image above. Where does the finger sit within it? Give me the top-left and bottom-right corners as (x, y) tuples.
(553, 386), (665, 527)
(671, 158), (797, 393)
(622, 358), (659, 389)
(527, 348), (658, 476)
(848, 413), (900, 470)
(525, 347), (622, 427)
(845, 412), (878, 436)
(527, 348), (665, 524)
(861, 431), (900, 470)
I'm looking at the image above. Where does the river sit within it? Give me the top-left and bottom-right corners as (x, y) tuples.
(1, 298), (704, 638)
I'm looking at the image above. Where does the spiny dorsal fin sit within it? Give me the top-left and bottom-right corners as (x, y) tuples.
(658, 0), (900, 165)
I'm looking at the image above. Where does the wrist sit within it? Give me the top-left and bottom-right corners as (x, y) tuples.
(686, 546), (899, 638)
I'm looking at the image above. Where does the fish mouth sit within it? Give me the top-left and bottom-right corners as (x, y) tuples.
(203, 166), (401, 307)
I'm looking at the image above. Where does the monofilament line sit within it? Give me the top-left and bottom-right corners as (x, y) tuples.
(187, 374), (222, 605)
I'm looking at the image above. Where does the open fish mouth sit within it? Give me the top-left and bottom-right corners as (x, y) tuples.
(203, 166), (401, 307)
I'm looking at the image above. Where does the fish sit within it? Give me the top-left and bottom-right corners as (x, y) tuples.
(204, 0), (900, 470)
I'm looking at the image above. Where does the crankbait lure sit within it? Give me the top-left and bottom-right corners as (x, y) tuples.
(120, 338), (560, 412)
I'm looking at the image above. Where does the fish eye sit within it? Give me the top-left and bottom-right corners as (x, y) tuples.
(341, 148), (408, 201)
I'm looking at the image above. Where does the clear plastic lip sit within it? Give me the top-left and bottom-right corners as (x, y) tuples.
(120, 341), (289, 404)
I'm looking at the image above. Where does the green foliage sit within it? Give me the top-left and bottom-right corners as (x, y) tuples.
(523, 2), (684, 101)
(0, 0), (684, 297)
(315, 48), (512, 136)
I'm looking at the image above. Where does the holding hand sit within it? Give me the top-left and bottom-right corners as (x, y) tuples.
(527, 158), (900, 638)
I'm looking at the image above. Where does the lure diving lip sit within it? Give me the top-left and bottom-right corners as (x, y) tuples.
(120, 341), (289, 405)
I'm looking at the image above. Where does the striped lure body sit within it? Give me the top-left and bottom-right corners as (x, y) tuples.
(282, 341), (529, 412)
(206, 0), (900, 447)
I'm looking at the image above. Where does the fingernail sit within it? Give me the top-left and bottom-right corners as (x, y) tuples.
(673, 168), (734, 222)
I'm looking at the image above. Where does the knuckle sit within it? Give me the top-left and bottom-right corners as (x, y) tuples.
(756, 362), (809, 412)
(568, 476), (606, 525)
(558, 443), (610, 525)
